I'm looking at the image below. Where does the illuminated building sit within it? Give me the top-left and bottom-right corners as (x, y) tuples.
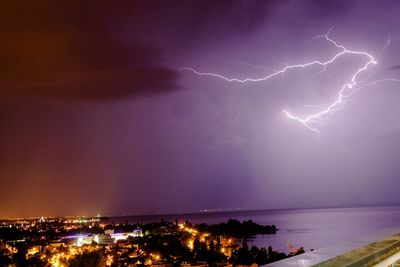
(97, 234), (114, 245)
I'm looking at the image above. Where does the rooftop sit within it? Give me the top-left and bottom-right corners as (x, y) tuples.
(268, 227), (400, 267)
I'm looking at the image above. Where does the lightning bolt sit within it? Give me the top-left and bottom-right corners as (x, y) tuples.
(182, 28), (400, 133)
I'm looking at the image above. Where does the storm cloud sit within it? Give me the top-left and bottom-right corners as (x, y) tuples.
(0, 1), (179, 102)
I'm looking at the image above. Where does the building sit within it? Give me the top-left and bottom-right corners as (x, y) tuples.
(96, 234), (114, 245)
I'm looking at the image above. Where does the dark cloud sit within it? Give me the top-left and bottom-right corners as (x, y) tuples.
(389, 65), (400, 71)
(0, 0), (284, 103)
(0, 1), (179, 102)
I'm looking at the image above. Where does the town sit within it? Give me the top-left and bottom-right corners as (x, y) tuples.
(0, 216), (305, 266)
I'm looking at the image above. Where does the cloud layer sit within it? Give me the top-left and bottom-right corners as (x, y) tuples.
(0, 1), (179, 102)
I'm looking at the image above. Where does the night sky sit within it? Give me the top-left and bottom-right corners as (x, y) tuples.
(1, 0), (400, 218)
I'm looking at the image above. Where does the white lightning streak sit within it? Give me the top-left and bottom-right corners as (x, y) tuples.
(182, 29), (400, 133)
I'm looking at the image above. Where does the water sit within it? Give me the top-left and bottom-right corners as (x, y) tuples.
(107, 206), (400, 253)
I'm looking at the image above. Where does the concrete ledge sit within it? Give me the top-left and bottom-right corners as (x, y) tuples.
(267, 226), (400, 267)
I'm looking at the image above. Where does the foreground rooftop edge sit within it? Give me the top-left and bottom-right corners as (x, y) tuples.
(268, 226), (400, 267)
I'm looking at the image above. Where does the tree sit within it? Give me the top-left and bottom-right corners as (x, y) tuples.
(69, 251), (106, 267)
(193, 238), (200, 253)
(209, 241), (215, 253)
(255, 248), (268, 265)
(235, 247), (253, 266)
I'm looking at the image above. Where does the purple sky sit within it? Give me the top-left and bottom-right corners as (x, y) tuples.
(1, 0), (400, 218)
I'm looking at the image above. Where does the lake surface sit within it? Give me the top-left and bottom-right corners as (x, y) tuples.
(107, 206), (400, 253)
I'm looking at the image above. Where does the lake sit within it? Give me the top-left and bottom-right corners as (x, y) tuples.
(107, 206), (400, 253)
